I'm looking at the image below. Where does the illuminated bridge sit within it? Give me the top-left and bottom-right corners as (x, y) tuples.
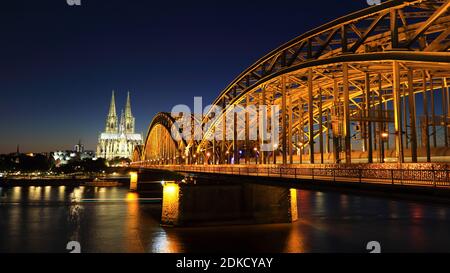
(133, 0), (450, 187)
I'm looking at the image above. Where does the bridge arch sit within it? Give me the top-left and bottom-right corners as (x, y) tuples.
(142, 112), (188, 165)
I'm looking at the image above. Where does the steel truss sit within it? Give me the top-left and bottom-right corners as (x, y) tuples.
(138, 0), (450, 166)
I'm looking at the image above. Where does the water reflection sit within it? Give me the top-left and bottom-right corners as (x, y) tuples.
(284, 224), (305, 253)
(1, 185), (450, 253)
(151, 230), (181, 253)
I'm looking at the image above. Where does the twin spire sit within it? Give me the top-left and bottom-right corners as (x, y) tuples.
(106, 90), (135, 134)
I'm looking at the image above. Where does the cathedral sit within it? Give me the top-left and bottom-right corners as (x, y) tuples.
(96, 91), (143, 160)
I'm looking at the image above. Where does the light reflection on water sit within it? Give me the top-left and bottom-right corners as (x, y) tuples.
(0, 185), (450, 253)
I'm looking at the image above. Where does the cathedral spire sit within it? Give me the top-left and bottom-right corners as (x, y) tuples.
(125, 91), (132, 118)
(108, 90), (117, 118)
(105, 90), (118, 133)
(124, 91), (135, 134)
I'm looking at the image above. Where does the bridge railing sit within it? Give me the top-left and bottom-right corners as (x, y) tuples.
(132, 163), (450, 188)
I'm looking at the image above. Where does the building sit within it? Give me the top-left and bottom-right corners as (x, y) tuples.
(51, 140), (95, 167)
(96, 91), (143, 160)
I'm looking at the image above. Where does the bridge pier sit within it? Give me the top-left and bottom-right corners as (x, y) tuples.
(129, 171), (138, 191)
(161, 182), (298, 227)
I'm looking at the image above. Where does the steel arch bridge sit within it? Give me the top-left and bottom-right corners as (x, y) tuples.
(136, 0), (450, 167)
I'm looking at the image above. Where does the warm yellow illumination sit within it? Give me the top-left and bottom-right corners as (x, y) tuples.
(290, 188), (298, 222)
(126, 192), (138, 201)
(163, 183), (178, 195)
(381, 132), (389, 139)
(129, 171), (138, 191)
(161, 182), (180, 226)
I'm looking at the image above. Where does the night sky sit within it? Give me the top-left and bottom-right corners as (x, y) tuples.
(0, 0), (369, 153)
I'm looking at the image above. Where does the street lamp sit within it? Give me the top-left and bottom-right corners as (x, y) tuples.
(205, 152), (211, 165)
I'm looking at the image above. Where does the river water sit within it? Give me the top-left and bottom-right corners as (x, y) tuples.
(1, 184), (450, 253)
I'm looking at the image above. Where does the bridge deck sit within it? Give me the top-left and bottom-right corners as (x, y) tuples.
(133, 164), (450, 189)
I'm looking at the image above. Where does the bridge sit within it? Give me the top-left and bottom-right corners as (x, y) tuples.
(132, 0), (450, 187)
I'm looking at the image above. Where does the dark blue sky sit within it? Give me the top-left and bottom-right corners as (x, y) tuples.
(0, 0), (368, 153)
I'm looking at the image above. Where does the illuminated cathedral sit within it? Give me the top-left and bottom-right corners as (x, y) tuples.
(96, 91), (143, 160)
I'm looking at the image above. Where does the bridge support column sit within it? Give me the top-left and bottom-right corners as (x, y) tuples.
(430, 75), (437, 148)
(318, 88), (324, 164)
(403, 84), (408, 150)
(261, 86), (267, 164)
(308, 68), (315, 164)
(213, 132), (216, 165)
(221, 100), (227, 164)
(442, 78), (448, 147)
(272, 90), (277, 164)
(445, 78), (450, 147)
(299, 103), (304, 164)
(378, 74), (385, 163)
(342, 63), (351, 164)
(365, 73), (373, 163)
(393, 61), (404, 163)
(282, 76), (287, 165)
(288, 95), (293, 164)
(233, 111), (239, 164)
(408, 69), (418, 163)
(245, 95), (250, 164)
(423, 71), (431, 162)
(332, 79), (340, 164)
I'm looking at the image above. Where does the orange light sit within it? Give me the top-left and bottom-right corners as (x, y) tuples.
(163, 183), (179, 195)
(126, 192), (138, 201)
(129, 171), (138, 191)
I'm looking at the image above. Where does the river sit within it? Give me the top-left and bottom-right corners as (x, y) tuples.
(1, 184), (450, 252)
